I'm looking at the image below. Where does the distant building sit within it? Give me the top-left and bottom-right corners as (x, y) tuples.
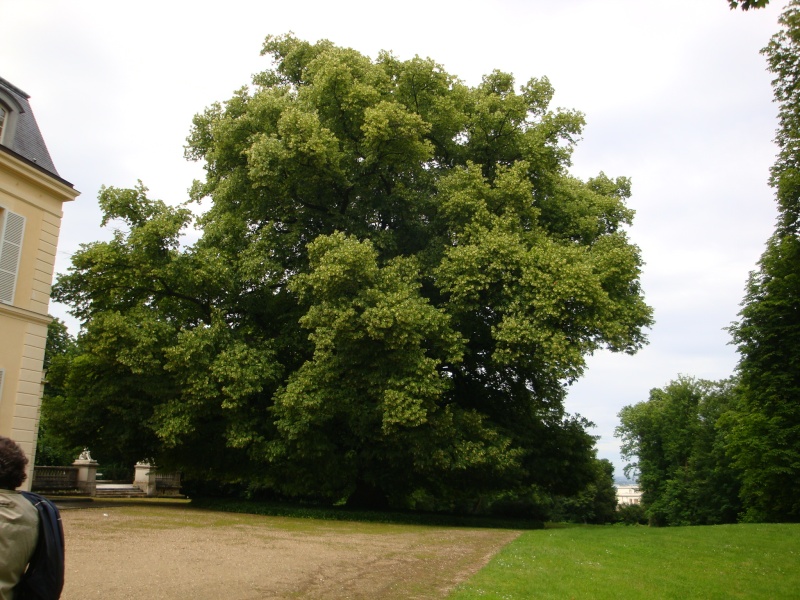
(616, 484), (642, 506)
(0, 76), (78, 488)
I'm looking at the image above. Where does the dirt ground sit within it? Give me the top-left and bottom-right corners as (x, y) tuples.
(57, 501), (519, 599)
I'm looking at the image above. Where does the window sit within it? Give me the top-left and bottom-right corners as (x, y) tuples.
(0, 99), (15, 147)
(0, 93), (21, 147)
(0, 208), (25, 304)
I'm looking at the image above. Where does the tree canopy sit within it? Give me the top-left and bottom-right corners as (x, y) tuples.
(724, 0), (800, 522)
(52, 35), (652, 510)
(617, 377), (742, 526)
(35, 318), (80, 466)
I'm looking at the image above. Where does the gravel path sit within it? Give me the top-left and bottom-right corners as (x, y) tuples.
(58, 502), (519, 599)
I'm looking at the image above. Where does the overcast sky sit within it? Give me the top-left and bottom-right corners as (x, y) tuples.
(3, 0), (787, 478)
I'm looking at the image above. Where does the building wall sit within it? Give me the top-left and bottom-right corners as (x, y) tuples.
(616, 484), (642, 506)
(0, 150), (77, 488)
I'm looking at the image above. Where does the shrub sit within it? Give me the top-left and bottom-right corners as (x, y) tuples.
(617, 503), (647, 525)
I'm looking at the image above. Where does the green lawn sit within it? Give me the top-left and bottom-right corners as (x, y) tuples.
(449, 523), (800, 599)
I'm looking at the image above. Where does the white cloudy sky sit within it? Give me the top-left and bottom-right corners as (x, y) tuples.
(3, 0), (787, 477)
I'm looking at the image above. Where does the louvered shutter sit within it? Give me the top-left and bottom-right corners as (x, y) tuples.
(0, 210), (25, 304)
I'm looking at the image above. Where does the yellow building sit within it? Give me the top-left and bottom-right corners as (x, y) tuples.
(0, 76), (78, 488)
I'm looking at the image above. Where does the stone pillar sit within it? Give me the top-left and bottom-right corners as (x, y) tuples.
(134, 461), (157, 497)
(73, 449), (98, 497)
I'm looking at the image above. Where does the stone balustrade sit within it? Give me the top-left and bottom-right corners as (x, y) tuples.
(32, 452), (181, 498)
(30, 465), (79, 491)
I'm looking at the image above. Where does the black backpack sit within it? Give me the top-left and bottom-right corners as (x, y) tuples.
(14, 491), (65, 600)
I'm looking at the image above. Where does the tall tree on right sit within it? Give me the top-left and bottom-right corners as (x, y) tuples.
(727, 0), (800, 522)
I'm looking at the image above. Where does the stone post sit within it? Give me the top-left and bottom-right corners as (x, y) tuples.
(134, 461), (157, 497)
(73, 449), (98, 497)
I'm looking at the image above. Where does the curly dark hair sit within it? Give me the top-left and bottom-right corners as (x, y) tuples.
(0, 436), (29, 489)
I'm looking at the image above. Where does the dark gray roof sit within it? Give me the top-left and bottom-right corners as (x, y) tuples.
(0, 76), (60, 178)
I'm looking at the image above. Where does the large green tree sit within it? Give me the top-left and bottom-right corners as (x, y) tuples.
(54, 36), (652, 509)
(725, 0), (800, 522)
(617, 377), (742, 526)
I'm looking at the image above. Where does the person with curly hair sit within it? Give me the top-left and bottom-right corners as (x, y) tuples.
(0, 436), (39, 599)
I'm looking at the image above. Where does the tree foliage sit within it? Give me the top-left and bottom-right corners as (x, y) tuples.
(35, 318), (80, 466)
(728, 0), (770, 10)
(550, 457), (619, 524)
(724, 0), (800, 522)
(617, 377), (742, 526)
(726, 234), (800, 521)
(53, 36), (652, 509)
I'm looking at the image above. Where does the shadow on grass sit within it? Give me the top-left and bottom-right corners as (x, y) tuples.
(51, 496), (191, 511)
(189, 497), (544, 530)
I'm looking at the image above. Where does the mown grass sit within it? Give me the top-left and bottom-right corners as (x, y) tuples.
(449, 523), (800, 599)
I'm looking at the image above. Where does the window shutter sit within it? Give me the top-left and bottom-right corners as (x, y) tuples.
(0, 211), (25, 304)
